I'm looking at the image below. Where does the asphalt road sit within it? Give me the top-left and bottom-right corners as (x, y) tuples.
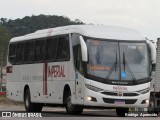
(0, 104), (159, 120)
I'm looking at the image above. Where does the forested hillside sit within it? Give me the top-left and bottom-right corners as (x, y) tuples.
(0, 14), (84, 65)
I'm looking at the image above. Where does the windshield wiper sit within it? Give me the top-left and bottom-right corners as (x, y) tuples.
(106, 52), (117, 79)
(122, 52), (137, 84)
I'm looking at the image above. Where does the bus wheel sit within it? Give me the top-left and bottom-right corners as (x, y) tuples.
(24, 89), (43, 112)
(65, 91), (83, 115)
(148, 100), (155, 113)
(116, 108), (129, 117)
(148, 93), (159, 114)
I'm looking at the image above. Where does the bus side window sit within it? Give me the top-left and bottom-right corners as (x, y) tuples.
(16, 43), (24, 64)
(40, 40), (46, 61)
(46, 37), (58, 61)
(56, 35), (70, 61)
(35, 39), (46, 62)
(72, 34), (84, 75)
(9, 43), (17, 64)
(24, 41), (35, 63)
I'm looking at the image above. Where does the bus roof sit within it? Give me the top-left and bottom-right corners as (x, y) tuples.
(10, 25), (145, 42)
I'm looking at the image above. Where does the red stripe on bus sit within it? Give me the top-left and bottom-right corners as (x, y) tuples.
(43, 63), (45, 95)
(44, 63), (48, 95)
(43, 63), (48, 95)
(6, 66), (12, 73)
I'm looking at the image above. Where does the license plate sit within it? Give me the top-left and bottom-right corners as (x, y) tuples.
(114, 100), (125, 105)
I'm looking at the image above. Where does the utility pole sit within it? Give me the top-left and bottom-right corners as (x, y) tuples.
(0, 55), (2, 92)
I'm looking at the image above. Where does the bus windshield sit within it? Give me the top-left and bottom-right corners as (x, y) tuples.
(86, 39), (150, 81)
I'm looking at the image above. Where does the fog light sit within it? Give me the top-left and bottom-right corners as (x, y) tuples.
(87, 96), (92, 101)
(141, 99), (149, 104)
(87, 96), (97, 102)
(145, 99), (149, 103)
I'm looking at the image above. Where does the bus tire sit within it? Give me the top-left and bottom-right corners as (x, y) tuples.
(24, 89), (43, 112)
(65, 91), (83, 115)
(148, 93), (159, 114)
(116, 108), (129, 117)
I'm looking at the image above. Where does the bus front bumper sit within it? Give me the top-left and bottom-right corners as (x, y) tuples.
(84, 88), (150, 108)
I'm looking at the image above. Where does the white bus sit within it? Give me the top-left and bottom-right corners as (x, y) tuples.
(6, 25), (156, 116)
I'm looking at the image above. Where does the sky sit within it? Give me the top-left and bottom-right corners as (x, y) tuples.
(0, 0), (160, 41)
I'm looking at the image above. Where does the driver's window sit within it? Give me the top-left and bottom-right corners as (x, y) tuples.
(71, 34), (84, 75)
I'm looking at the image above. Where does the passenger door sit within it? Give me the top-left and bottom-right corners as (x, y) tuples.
(75, 70), (84, 104)
(72, 33), (84, 104)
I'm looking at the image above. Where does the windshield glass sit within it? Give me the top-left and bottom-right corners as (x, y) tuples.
(120, 43), (150, 80)
(87, 39), (150, 81)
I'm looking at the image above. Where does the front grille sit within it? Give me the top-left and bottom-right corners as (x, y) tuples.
(101, 92), (117, 96)
(123, 93), (139, 96)
(101, 91), (139, 97)
(103, 98), (137, 104)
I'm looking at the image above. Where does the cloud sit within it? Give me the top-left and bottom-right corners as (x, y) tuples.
(0, 0), (160, 40)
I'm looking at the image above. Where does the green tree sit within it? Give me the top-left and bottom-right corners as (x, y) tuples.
(2, 14), (84, 37)
(0, 26), (11, 66)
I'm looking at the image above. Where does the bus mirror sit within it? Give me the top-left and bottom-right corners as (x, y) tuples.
(146, 40), (156, 64)
(79, 36), (88, 62)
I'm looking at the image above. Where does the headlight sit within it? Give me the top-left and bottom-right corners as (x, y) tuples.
(137, 88), (150, 94)
(85, 84), (104, 92)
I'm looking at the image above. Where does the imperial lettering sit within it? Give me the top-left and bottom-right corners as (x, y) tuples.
(48, 65), (65, 78)
(113, 86), (128, 91)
